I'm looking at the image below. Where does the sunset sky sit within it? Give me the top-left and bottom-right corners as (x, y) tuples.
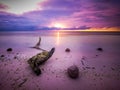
(0, 0), (120, 31)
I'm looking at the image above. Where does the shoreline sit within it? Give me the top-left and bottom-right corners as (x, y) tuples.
(0, 30), (120, 36)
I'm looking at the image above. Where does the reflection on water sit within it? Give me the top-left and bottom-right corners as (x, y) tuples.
(56, 32), (60, 45)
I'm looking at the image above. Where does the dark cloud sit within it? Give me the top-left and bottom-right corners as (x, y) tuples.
(78, 25), (91, 29)
(0, 12), (38, 31)
(92, 0), (120, 4)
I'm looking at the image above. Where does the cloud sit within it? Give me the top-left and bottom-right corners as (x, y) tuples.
(0, 0), (43, 14)
(0, 11), (38, 31)
(40, 0), (120, 28)
(0, 0), (120, 31)
(0, 3), (8, 10)
(85, 27), (120, 32)
(40, 0), (82, 10)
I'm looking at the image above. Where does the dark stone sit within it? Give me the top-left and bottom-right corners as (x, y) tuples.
(67, 65), (79, 79)
(7, 48), (13, 52)
(1, 55), (4, 57)
(92, 67), (95, 69)
(65, 48), (70, 52)
(97, 48), (103, 52)
(96, 55), (98, 57)
(14, 56), (17, 59)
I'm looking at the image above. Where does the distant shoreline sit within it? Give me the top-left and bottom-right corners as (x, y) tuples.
(0, 30), (120, 36)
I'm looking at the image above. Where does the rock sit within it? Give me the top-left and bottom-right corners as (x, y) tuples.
(97, 48), (103, 52)
(67, 65), (79, 79)
(14, 56), (17, 59)
(1, 55), (4, 57)
(7, 48), (13, 52)
(65, 48), (70, 52)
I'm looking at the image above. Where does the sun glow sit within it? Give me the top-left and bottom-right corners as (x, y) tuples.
(53, 23), (66, 28)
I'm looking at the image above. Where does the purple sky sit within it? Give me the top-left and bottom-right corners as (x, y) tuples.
(0, 0), (120, 31)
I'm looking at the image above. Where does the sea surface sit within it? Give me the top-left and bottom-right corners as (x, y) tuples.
(0, 31), (120, 54)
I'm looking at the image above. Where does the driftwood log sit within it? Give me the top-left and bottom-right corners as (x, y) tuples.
(28, 48), (55, 76)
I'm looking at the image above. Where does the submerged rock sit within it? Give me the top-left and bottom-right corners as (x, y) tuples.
(97, 48), (103, 52)
(7, 48), (13, 52)
(67, 65), (79, 79)
(65, 48), (70, 52)
(14, 56), (17, 59)
(1, 55), (4, 57)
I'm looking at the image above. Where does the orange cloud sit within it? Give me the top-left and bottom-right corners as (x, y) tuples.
(85, 27), (120, 32)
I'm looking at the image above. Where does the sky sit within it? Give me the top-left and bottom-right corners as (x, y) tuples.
(0, 0), (120, 31)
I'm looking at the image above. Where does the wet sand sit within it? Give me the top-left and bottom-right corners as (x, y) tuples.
(0, 31), (120, 90)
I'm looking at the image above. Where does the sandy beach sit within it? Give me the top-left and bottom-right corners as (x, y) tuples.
(0, 31), (120, 90)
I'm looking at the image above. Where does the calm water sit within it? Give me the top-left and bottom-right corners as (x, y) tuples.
(0, 31), (120, 53)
